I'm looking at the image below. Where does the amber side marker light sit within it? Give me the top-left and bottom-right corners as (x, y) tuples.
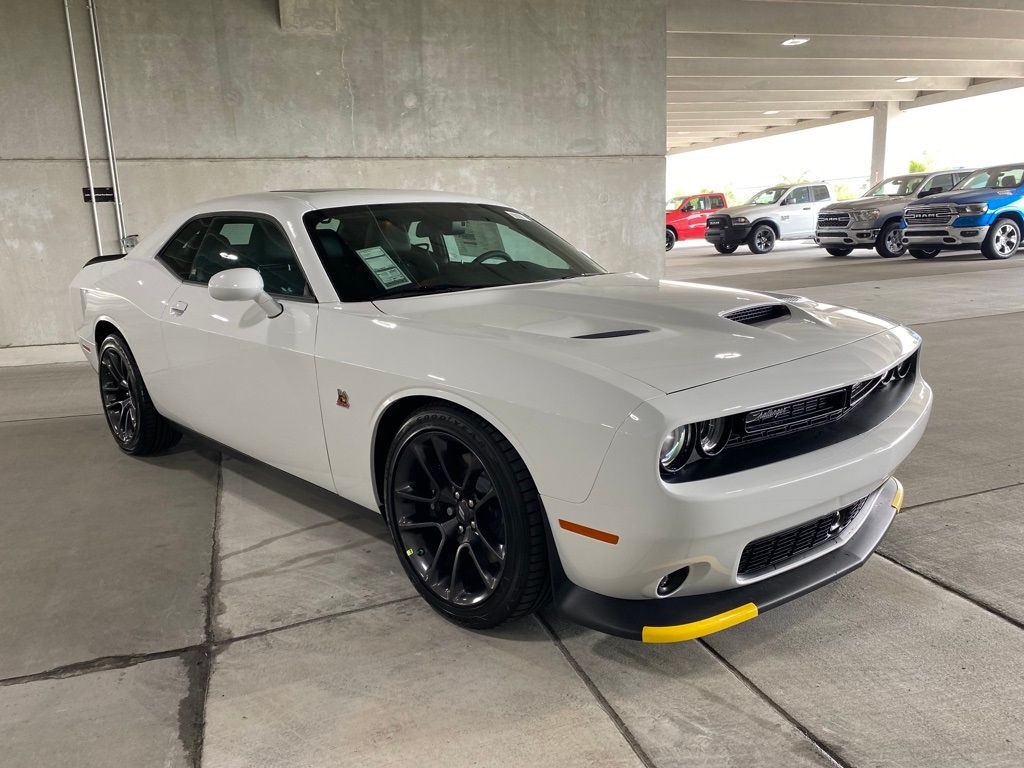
(558, 519), (620, 545)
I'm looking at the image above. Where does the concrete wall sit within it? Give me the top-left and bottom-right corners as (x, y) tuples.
(0, 0), (666, 347)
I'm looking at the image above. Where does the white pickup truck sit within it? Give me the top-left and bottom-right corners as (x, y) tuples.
(704, 183), (835, 254)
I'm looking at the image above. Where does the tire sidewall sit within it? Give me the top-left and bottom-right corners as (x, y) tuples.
(98, 335), (144, 453)
(748, 224), (776, 254)
(665, 228), (677, 251)
(910, 248), (940, 259)
(984, 218), (1021, 260)
(876, 221), (906, 258)
(714, 243), (738, 254)
(382, 408), (538, 627)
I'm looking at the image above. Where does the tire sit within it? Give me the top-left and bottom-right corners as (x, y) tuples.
(97, 334), (181, 455)
(714, 243), (739, 254)
(665, 228), (677, 251)
(383, 405), (549, 629)
(747, 224), (776, 254)
(981, 217), (1021, 260)
(825, 247), (854, 257)
(909, 248), (941, 259)
(875, 221), (907, 258)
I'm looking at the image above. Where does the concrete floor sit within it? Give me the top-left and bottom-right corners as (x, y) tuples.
(2, 243), (1023, 767)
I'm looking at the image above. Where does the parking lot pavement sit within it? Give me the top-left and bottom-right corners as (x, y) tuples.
(1, 252), (1022, 767)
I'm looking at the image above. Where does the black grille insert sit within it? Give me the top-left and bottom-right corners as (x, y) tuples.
(723, 304), (791, 325)
(738, 494), (871, 577)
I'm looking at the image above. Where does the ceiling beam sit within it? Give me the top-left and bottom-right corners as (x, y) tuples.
(667, 0), (1024, 39)
(667, 31), (1024, 60)
(668, 58), (1024, 78)
(668, 101), (872, 113)
(668, 109), (839, 120)
(902, 77), (1024, 108)
(668, 117), (801, 126)
(666, 76), (973, 91)
(667, 90), (921, 103)
(749, 0), (1024, 11)
(667, 110), (870, 154)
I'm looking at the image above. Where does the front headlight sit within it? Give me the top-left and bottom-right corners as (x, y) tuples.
(957, 202), (988, 215)
(852, 209), (880, 223)
(660, 425), (694, 474)
(731, 217), (749, 225)
(660, 418), (730, 476)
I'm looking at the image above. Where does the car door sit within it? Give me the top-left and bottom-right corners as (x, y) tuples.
(678, 195), (711, 239)
(158, 213), (334, 490)
(779, 186), (815, 236)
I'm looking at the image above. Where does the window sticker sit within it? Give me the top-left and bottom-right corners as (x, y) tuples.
(356, 246), (413, 289)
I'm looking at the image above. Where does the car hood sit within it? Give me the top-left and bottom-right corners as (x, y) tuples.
(824, 196), (910, 212)
(372, 274), (895, 394)
(715, 203), (776, 219)
(910, 188), (1022, 206)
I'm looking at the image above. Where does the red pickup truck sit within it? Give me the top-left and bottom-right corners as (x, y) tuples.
(666, 192), (728, 250)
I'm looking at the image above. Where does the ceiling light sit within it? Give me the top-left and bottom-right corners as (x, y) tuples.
(896, 76), (919, 83)
(781, 36), (809, 46)
(763, 110), (780, 115)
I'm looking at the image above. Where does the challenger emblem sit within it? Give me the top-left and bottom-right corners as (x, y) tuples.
(336, 389), (350, 408)
(747, 405), (791, 425)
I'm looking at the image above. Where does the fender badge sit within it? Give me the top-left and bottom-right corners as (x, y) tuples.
(336, 389), (350, 408)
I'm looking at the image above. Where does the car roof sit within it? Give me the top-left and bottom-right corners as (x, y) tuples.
(189, 188), (507, 213)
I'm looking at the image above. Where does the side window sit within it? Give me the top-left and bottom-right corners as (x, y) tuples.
(928, 174), (954, 193)
(190, 215), (311, 298)
(811, 185), (830, 202)
(157, 218), (211, 279)
(788, 187), (811, 205)
(710, 195), (726, 208)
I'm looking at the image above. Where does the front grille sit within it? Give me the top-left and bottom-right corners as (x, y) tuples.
(723, 304), (790, 325)
(817, 211), (851, 228)
(706, 215), (730, 229)
(737, 495), (871, 576)
(905, 205), (956, 226)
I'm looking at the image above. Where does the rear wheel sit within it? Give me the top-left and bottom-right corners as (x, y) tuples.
(748, 224), (776, 254)
(665, 228), (677, 251)
(825, 247), (854, 257)
(875, 221), (907, 258)
(714, 243), (738, 254)
(981, 218), (1020, 260)
(98, 334), (181, 455)
(383, 405), (549, 629)
(909, 248), (941, 259)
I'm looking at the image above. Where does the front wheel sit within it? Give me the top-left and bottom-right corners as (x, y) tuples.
(714, 243), (739, 254)
(825, 247), (854, 257)
(909, 248), (941, 259)
(875, 221), (907, 258)
(383, 405), (549, 629)
(665, 228), (677, 251)
(982, 218), (1021, 260)
(748, 224), (776, 254)
(98, 334), (181, 455)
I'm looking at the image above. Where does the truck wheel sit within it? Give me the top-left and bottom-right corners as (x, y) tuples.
(748, 224), (776, 254)
(825, 247), (853, 257)
(875, 221), (907, 258)
(665, 228), (677, 251)
(981, 218), (1020, 260)
(714, 243), (738, 254)
(909, 248), (941, 259)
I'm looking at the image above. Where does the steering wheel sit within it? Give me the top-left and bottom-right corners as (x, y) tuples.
(471, 250), (513, 265)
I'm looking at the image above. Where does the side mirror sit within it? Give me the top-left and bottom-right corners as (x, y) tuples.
(208, 268), (282, 318)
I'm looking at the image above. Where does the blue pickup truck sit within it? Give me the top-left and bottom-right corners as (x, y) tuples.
(902, 162), (1023, 259)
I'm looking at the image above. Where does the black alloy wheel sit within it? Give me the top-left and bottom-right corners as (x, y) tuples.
(97, 334), (181, 455)
(714, 243), (739, 254)
(384, 406), (548, 628)
(666, 228), (677, 251)
(748, 224), (776, 254)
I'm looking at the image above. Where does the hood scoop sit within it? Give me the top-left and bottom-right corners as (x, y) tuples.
(723, 304), (791, 326)
(573, 329), (651, 340)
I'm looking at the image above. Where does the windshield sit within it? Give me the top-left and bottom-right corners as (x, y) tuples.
(666, 197), (684, 211)
(866, 175), (925, 197)
(957, 164), (1024, 191)
(304, 203), (605, 302)
(747, 187), (788, 205)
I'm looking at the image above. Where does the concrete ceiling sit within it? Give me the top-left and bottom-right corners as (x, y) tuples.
(667, 0), (1024, 153)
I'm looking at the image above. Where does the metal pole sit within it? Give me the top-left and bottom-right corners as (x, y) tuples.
(64, 0), (103, 258)
(87, 0), (127, 251)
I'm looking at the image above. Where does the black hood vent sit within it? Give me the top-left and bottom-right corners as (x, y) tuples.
(723, 304), (791, 325)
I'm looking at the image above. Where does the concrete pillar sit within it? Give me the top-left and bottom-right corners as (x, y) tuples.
(279, 0), (337, 33)
(870, 101), (900, 186)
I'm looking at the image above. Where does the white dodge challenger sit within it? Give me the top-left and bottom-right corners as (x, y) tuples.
(70, 189), (931, 643)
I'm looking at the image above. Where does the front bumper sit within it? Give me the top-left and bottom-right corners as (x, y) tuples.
(553, 477), (904, 642)
(705, 224), (751, 247)
(815, 227), (879, 249)
(903, 225), (989, 248)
